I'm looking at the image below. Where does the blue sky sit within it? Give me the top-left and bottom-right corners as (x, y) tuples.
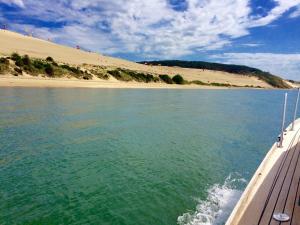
(0, 0), (300, 80)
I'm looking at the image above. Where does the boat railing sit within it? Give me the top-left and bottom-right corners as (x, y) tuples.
(278, 88), (300, 148)
(291, 88), (300, 131)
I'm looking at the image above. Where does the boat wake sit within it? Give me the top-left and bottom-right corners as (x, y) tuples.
(177, 173), (247, 225)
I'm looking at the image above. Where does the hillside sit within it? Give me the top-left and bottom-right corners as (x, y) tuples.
(0, 29), (288, 89)
(139, 60), (290, 89)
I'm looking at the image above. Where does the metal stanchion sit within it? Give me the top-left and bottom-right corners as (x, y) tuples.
(279, 93), (288, 148)
(291, 88), (300, 131)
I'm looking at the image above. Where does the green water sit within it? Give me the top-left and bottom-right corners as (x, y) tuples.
(0, 88), (299, 225)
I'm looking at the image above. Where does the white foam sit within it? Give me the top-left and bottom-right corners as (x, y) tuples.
(177, 173), (247, 225)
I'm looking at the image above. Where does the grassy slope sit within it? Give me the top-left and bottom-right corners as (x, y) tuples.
(0, 54), (178, 84)
(139, 60), (290, 88)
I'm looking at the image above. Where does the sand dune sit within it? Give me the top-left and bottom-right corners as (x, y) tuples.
(0, 29), (272, 88)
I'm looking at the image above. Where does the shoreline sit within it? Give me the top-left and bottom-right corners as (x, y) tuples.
(0, 75), (234, 89)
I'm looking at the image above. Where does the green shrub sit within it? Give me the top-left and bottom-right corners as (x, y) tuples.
(59, 63), (94, 79)
(11, 52), (21, 61)
(0, 57), (9, 65)
(11, 54), (32, 67)
(108, 69), (133, 81)
(210, 82), (231, 87)
(144, 74), (155, 83)
(144, 74), (156, 83)
(60, 64), (82, 74)
(0, 64), (9, 74)
(22, 55), (31, 66)
(23, 64), (36, 73)
(159, 75), (173, 84)
(91, 69), (109, 80)
(172, 74), (185, 84)
(32, 60), (45, 70)
(126, 70), (147, 82)
(46, 56), (54, 62)
(107, 69), (160, 83)
(15, 58), (24, 67)
(123, 70), (158, 83)
(125, 70), (145, 82)
(10, 54), (38, 75)
(96, 73), (109, 80)
(107, 69), (120, 77)
(190, 80), (207, 85)
(0, 57), (9, 74)
(8, 53), (91, 78)
(44, 64), (54, 76)
(46, 57), (59, 66)
(52, 62), (58, 66)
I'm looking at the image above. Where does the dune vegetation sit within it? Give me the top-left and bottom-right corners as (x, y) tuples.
(9, 53), (93, 79)
(0, 57), (9, 74)
(0, 53), (273, 89)
(140, 60), (290, 88)
(107, 68), (160, 83)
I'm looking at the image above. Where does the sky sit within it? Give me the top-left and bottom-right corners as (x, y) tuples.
(0, 0), (300, 80)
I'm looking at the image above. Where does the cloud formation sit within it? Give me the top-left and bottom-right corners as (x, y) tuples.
(242, 43), (262, 47)
(211, 53), (300, 80)
(1, 0), (300, 60)
(0, 0), (24, 8)
(249, 0), (300, 27)
(289, 5), (300, 18)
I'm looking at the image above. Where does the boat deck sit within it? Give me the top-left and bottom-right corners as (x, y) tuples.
(256, 130), (300, 225)
(226, 119), (300, 225)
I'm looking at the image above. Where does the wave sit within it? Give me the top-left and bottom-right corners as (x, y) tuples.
(177, 173), (247, 225)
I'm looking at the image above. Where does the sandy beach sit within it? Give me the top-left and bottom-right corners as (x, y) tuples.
(0, 75), (229, 89)
(0, 30), (273, 89)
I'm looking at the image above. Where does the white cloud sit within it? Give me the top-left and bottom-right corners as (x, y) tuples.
(289, 5), (300, 18)
(242, 43), (262, 47)
(211, 53), (300, 80)
(1, 0), (300, 59)
(0, 0), (24, 8)
(249, 0), (300, 27)
(11, 23), (118, 54)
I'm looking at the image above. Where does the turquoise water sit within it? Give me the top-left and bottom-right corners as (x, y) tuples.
(0, 88), (299, 225)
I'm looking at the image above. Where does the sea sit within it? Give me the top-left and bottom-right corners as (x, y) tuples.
(0, 88), (299, 225)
